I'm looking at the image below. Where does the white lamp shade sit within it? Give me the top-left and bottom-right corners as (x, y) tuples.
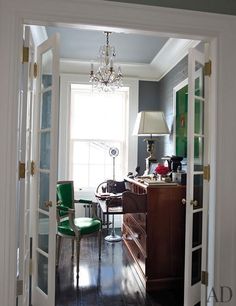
(133, 111), (170, 136)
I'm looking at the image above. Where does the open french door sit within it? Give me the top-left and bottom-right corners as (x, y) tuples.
(17, 25), (35, 306)
(31, 33), (59, 306)
(184, 47), (210, 306)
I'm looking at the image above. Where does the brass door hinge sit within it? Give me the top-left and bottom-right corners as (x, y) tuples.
(16, 279), (23, 296)
(33, 62), (38, 78)
(201, 270), (209, 286)
(204, 60), (212, 77)
(22, 46), (29, 63)
(19, 161), (26, 179)
(31, 160), (35, 176)
(203, 164), (210, 181)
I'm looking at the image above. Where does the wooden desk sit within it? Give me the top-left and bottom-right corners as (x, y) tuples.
(123, 177), (186, 291)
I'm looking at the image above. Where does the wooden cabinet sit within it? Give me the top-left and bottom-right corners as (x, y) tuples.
(123, 177), (186, 291)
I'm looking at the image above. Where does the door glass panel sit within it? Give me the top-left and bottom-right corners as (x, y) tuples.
(40, 131), (50, 169)
(194, 98), (204, 134)
(194, 137), (204, 171)
(39, 172), (49, 211)
(37, 252), (48, 294)
(191, 248), (202, 285)
(192, 212), (203, 248)
(41, 91), (52, 129)
(193, 174), (203, 209)
(41, 50), (52, 89)
(195, 63), (204, 98)
(38, 212), (49, 253)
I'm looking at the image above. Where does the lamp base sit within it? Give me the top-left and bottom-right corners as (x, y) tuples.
(144, 156), (157, 175)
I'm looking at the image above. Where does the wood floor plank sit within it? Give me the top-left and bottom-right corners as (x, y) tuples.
(55, 231), (183, 306)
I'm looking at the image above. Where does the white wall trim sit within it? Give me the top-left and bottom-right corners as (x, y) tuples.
(30, 25), (48, 46)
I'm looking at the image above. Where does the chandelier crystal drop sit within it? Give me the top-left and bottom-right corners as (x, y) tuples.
(89, 32), (123, 92)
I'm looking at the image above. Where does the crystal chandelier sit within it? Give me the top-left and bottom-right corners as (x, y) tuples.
(89, 32), (123, 91)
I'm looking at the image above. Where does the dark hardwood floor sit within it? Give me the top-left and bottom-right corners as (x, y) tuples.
(55, 230), (183, 306)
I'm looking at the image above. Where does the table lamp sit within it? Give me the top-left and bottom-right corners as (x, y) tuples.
(133, 111), (170, 175)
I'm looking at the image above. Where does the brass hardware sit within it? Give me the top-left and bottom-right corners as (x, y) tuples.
(201, 270), (208, 286)
(203, 164), (210, 181)
(190, 200), (198, 207)
(181, 198), (186, 205)
(16, 279), (23, 296)
(19, 161), (26, 179)
(33, 62), (38, 78)
(22, 46), (29, 63)
(204, 60), (212, 77)
(44, 200), (53, 208)
(30, 160), (35, 176)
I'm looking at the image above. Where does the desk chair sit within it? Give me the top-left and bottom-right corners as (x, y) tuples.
(95, 180), (126, 242)
(56, 180), (102, 279)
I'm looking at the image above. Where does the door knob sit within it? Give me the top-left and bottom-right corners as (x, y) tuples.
(182, 198), (186, 205)
(44, 200), (53, 208)
(190, 200), (198, 207)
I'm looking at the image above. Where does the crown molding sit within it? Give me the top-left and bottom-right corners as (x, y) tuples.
(60, 38), (200, 80)
(151, 38), (200, 80)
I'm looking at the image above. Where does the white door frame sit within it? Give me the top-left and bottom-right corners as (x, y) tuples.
(1, 2), (223, 306)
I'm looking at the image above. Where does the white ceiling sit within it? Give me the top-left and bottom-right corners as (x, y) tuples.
(31, 25), (200, 80)
(46, 26), (169, 64)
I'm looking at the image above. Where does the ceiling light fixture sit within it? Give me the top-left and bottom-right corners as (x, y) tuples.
(89, 31), (123, 92)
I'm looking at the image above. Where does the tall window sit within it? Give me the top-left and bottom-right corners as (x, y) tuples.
(69, 84), (129, 190)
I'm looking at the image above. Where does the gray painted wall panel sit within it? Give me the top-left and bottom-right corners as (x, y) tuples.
(106, 0), (236, 16)
(137, 81), (160, 174)
(137, 57), (188, 174)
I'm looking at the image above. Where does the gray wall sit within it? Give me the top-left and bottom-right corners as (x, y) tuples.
(138, 56), (188, 174)
(106, 0), (236, 16)
(137, 81), (160, 173)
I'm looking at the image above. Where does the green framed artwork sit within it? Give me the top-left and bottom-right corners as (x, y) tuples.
(175, 79), (203, 167)
(175, 84), (188, 158)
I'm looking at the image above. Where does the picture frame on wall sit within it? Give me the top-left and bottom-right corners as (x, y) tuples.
(174, 74), (204, 171)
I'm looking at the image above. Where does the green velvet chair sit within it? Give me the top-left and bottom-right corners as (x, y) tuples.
(56, 180), (102, 278)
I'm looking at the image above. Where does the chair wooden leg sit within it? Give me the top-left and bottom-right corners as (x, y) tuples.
(56, 235), (62, 267)
(76, 237), (81, 279)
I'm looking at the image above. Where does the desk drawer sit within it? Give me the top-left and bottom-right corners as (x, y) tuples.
(123, 215), (146, 254)
(123, 224), (146, 275)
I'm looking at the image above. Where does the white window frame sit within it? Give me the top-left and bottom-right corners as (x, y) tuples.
(58, 74), (139, 182)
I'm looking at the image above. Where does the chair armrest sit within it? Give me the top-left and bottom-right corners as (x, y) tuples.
(68, 209), (80, 236)
(57, 204), (69, 212)
(56, 203), (69, 222)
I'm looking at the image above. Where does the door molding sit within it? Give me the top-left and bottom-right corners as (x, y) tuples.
(0, 1), (223, 305)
